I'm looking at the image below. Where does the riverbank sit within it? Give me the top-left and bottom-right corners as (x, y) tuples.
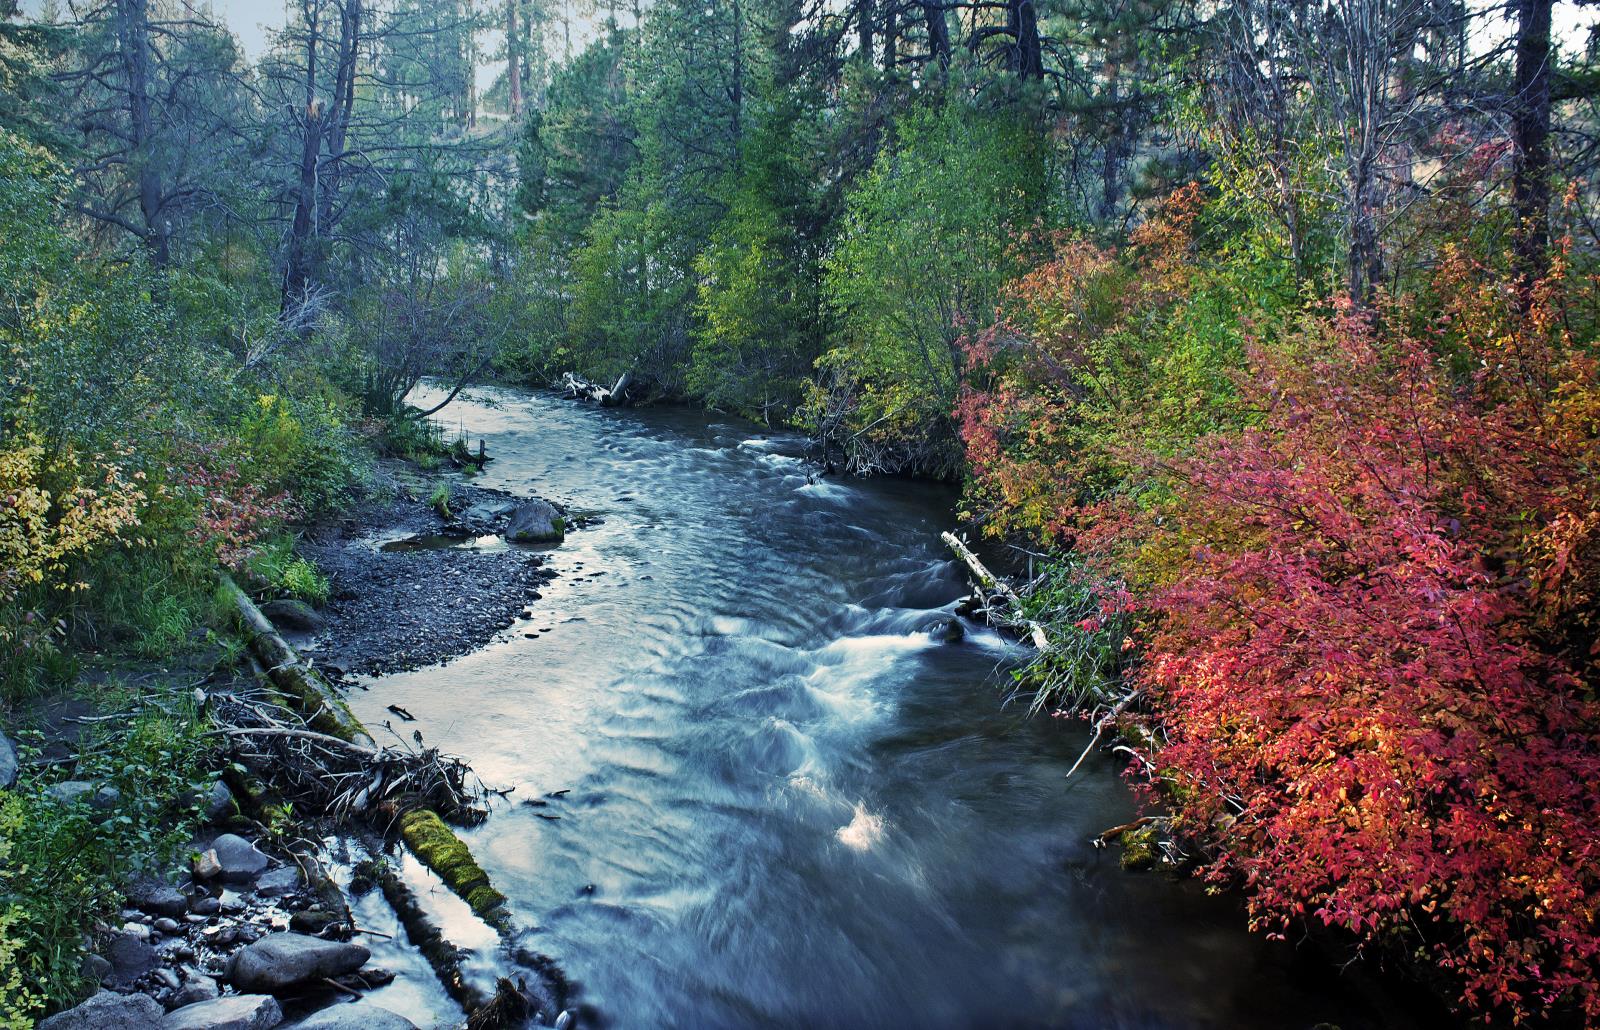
(15, 445), (581, 1030)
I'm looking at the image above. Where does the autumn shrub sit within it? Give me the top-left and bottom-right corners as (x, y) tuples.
(1089, 260), (1600, 1021)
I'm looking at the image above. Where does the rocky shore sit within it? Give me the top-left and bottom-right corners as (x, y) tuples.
(38, 462), (580, 1030)
(291, 467), (567, 677)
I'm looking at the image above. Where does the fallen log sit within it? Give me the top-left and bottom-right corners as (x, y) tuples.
(560, 370), (632, 407)
(940, 532), (1049, 650)
(217, 572), (559, 1020)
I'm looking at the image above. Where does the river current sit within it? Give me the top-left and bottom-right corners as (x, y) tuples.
(350, 384), (1388, 1029)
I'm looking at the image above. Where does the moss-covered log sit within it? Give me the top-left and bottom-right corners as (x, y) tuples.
(366, 857), (491, 1013)
(219, 575), (373, 746)
(398, 809), (510, 929)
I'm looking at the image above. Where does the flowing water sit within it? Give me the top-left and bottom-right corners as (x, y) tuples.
(354, 384), (1388, 1030)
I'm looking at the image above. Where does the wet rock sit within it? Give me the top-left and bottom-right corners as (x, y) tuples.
(193, 851), (223, 880)
(286, 1001), (417, 1029)
(204, 782), (235, 823)
(255, 867), (300, 898)
(923, 616), (965, 643)
(171, 974), (220, 1008)
(154, 917), (182, 934)
(129, 880), (190, 919)
(0, 730), (16, 789)
(80, 952), (113, 985)
(191, 896), (221, 916)
(506, 499), (565, 543)
(227, 932), (369, 992)
(121, 920), (153, 941)
(220, 889), (248, 914)
(206, 834), (270, 883)
(154, 966), (182, 990)
(463, 499), (515, 525)
(105, 930), (158, 984)
(260, 599), (325, 634)
(38, 990), (164, 1030)
(164, 994), (282, 1030)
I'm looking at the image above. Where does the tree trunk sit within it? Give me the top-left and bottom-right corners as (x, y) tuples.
(282, 0), (323, 312)
(856, 0), (873, 63)
(507, 0), (522, 116)
(883, 0), (897, 72)
(923, 0), (950, 69)
(115, 0), (168, 266)
(1512, 0), (1553, 281)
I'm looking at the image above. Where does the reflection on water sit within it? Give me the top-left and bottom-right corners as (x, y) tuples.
(354, 384), (1389, 1030)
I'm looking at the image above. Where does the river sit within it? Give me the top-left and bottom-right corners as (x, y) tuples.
(350, 383), (1389, 1029)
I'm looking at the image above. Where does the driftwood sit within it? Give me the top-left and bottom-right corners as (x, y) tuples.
(560, 370), (632, 406)
(940, 532), (1049, 649)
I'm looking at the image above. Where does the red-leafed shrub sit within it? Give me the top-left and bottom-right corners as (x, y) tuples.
(1100, 252), (1600, 1020)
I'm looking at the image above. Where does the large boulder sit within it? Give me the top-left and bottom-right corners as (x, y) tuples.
(227, 933), (369, 993)
(0, 730), (16, 789)
(506, 499), (565, 544)
(287, 1001), (418, 1030)
(163, 994), (282, 1030)
(199, 834), (269, 884)
(38, 991), (164, 1030)
(259, 600), (325, 635)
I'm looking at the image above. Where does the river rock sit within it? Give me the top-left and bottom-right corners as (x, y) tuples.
(462, 499), (515, 527)
(287, 1001), (417, 1030)
(260, 599), (325, 634)
(80, 952), (113, 984)
(205, 834), (270, 883)
(204, 781), (235, 823)
(38, 990), (165, 1030)
(128, 879), (190, 919)
(923, 616), (964, 643)
(255, 867), (300, 898)
(0, 730), (16, 789)
(164, 994), (282, 1030)
(104, 929), (158, 984)
(171, 973), (220, 1008)
(227, 932), (369, 992)
(506, 499), (565, 543)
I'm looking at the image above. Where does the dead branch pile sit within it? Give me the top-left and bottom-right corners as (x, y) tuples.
(209, 687), (489, 825)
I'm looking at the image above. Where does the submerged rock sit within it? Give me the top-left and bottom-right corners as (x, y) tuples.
(287, 1001), (418, 1029)
(227, 932), (369, 992)
(38, 990), (164, 1029)
(923, 616), (965, 643)
(506, 499), (566, 543)
(164, 994), (282, 1030)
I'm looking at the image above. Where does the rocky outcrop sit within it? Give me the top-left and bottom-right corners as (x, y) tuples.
(163, 994), (282, 1030)
(38, 991), (165, 1029)
(227, 932), (369, 992)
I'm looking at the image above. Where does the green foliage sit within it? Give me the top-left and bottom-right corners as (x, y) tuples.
(245, 537), (330, 606)
(429, 482), (452, 518)
(1013, 561), (1132, 714)
(813, 92), (1051, 475)
(0, 691), (213, 1021)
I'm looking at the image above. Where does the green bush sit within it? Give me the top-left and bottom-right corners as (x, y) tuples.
(245, 537), (331, 606)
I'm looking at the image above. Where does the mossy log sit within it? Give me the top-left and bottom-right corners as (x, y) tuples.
(219, 575), (373, 746)
(398, 809), (511, 930)
(366, 857), (492, 1013)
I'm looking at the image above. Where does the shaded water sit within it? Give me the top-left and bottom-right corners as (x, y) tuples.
(357, 384), (1385, 1029)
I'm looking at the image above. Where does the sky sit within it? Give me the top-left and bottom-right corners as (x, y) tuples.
(18, 0), (1600, 89)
